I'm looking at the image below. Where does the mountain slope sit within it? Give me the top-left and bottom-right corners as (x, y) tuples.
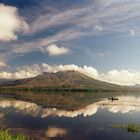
(0, 71), (126, 90)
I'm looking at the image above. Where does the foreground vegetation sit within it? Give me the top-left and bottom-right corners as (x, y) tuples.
(112, 124), (140, 133)
(0, 130), (30, 140)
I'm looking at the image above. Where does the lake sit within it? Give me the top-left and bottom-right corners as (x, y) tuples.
(0, 92), (140, 140)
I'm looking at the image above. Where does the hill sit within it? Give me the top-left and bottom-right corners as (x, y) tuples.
(0, 71), (138, 91)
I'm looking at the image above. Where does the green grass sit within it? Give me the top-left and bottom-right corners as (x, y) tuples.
(112, 124), (140, 133)
(0, 130), (30, 140)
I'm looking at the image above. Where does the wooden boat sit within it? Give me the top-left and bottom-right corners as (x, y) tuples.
(108, 97), (118, 101)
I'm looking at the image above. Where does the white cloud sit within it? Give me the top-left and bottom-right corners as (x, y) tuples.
(130, 29), (135, 36)
(0, 64), (42, 79)
(94, 25), (103, 32)
(0, 61), (7, 67)
(100, 69), (140, 85)
(46, 44), (70, 56)
(42, 63), (99, 79)
(0, 4), (29, 41)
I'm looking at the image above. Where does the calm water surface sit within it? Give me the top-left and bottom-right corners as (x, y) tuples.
(0, 92), (140, 140)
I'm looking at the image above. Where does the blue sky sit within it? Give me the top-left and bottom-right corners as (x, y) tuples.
(0, 0), (140, 85)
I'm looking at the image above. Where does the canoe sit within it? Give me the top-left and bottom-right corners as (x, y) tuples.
(108, 97), (118, 101)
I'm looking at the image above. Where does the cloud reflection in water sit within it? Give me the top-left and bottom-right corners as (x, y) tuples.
(45, 126), (67, 138)
(0, 96), (140, 118)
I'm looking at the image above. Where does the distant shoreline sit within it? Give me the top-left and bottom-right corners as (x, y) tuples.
(1, 86), (140, 93)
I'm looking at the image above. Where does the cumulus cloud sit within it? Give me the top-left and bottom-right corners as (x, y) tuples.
(0, 4), (29, 41)
(42, 63), (99, 79)
(46, 44), (70, 56)
(100, 69), (140, 85)
(0, 64), (42, 79)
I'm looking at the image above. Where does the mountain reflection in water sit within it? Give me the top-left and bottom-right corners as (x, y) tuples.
(0, 95), (140, 118)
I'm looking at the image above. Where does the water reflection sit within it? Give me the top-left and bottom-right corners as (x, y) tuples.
(45, 127), (67, 138)
(0, 95), (140, 118)
(0, 112), (5, 118)
(0, 91), (126, 109)
(101, 96), (140, 114)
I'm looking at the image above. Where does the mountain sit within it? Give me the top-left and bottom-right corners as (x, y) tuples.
(0, 71), (137, 91)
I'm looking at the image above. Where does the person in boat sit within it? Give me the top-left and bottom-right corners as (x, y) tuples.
(108, 97), (118, 101)
(111, 97), (114, 102)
